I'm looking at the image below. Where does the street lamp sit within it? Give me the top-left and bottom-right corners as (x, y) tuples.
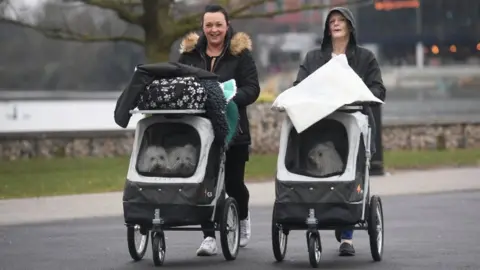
(415, 0), (423, 68)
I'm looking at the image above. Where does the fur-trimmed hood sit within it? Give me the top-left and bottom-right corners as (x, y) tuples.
(179, 31), (252, 56)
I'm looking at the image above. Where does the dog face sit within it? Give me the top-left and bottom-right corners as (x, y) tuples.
(307, 141), (334, 166)
(168, 144), (198, 175)
(137, 145), (170, 173)
(306, 141), (343, 176)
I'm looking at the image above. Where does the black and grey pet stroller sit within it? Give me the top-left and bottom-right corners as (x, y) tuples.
(270, 103), (384, 268)
(114, 62), (241, 266)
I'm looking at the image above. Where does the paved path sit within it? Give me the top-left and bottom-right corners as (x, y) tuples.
(1, 190), (480, 270)
(0, 167), (479, 226)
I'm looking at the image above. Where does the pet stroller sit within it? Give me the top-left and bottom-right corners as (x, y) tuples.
(114, 62), (241, 266)
(270, 104), (384, 268)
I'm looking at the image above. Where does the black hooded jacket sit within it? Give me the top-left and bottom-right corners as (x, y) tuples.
(293, 7), (386, 102)
(178, 29), (260, 146)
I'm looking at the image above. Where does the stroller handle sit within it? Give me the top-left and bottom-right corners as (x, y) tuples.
(339, 105), (363, 110)
(129, 109), (206, 115)
(339, 101), (379, 112)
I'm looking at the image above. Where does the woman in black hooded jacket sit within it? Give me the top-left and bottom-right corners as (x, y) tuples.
(293, 7), (387, 257)
(178, 4), (260, 256)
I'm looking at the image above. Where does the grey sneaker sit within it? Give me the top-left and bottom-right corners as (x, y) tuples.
(339, 242), (355, 256)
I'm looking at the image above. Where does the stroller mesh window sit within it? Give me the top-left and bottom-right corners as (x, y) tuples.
(285, 119), (349, 178)
(136, 122), (201, 178)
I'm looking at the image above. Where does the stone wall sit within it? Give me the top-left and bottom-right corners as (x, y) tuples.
(1, 103), (480, 160)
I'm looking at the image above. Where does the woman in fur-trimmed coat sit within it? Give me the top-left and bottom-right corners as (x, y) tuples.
(178, 4), (260, 257)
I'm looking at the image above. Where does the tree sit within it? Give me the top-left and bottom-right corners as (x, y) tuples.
(0, 0), (372, 63)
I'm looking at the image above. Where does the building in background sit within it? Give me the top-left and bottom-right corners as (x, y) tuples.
(357, 0), (480, 65)
(261, 0), (350, 32)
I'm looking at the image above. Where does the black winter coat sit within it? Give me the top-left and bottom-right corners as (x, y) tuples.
(178, 29), (260, 146)
(293, 7), (386, 102)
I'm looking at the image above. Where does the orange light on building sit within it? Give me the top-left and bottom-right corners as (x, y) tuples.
(477, 43), (480, 51)
(449, 45), (457, 53)
(375, 0), (420, 11)
(431, 45), (439, 55)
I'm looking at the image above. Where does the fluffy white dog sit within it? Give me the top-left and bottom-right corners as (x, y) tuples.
(306, 141), (344, 177)
(137, 144), (198, 175)
(137, 145), (170, 173)
(168, 144), (198, 175)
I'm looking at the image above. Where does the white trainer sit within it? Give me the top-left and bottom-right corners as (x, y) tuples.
(196, 236), (218, 256)
(239, 212), (251, 247)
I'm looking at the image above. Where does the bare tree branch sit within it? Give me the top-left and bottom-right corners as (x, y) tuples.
(175, 0), (371, 36)
(79, 0), (143, 25)
(0, 16), (144, 45)
(233, 0), (372, 19)
(216, 0), (232, 8)
(64, 0), (142, 7)
(229, 0), (275, 17)
(0, 0), (375, 63)
(176, 0), (273, 32)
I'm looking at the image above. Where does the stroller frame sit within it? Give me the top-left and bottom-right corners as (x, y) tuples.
(270, 104), (384, 268)
(124, 109), (240, 267)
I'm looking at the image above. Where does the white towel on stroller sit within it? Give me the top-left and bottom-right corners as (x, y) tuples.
(271, 54), (384, 133)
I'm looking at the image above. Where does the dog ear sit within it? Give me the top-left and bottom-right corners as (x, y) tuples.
(184, 144), (197, 155)
(325, 141), (335, 148)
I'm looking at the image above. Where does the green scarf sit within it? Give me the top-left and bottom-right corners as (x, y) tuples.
(220, 79), (239, 145)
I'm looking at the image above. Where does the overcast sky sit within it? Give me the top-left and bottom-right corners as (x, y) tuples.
(4, 0), (49, 22)
(16, 0), (45, 9)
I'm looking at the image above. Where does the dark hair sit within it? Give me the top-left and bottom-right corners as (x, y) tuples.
(202, 4), (229, 24)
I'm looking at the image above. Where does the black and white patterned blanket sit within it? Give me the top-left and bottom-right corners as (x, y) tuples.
(137, 76), (207, 110)
(136, 76), (231, 147)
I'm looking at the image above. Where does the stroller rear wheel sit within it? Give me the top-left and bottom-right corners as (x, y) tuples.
(151, 231), (166, 266)
(307, 232), (322, 268)
(220, 197), (240, 261)
(368, 195), (384, 262)
(271, 205), (288, 262)
(127, 224), (149, 261)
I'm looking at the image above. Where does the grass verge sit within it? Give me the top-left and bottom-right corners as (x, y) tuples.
(1, 149), (479, 199)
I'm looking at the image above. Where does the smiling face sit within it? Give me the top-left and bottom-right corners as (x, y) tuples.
(328, 12), (350, 40)
(202, 11), (228, 47)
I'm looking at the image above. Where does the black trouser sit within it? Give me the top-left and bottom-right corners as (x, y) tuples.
(202, 144), (250, 239)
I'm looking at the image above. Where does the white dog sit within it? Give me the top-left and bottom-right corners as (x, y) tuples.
(168, 144), (198, 175)
(137, 145), (170, 173)
(306, 141), (344, 177)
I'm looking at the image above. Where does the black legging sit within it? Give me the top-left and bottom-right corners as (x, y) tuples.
(202, 144), (250, 238)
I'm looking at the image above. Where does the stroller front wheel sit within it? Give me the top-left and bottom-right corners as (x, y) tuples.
(220, 197), (240, 261)
(307, 232), (322, 268)
(151, 231), (166, 266)
(127, 224), (149, 261)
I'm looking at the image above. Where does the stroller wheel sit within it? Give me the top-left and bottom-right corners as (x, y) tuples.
(127, 224), (149, 261)
(368, 195), (384, 262)
(271, 205), (288, 262)
(335, 229), (342, 243)
(151, 231), (166, 266)
(220, 197), (240, 261)
(307, 232), (322, 268)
